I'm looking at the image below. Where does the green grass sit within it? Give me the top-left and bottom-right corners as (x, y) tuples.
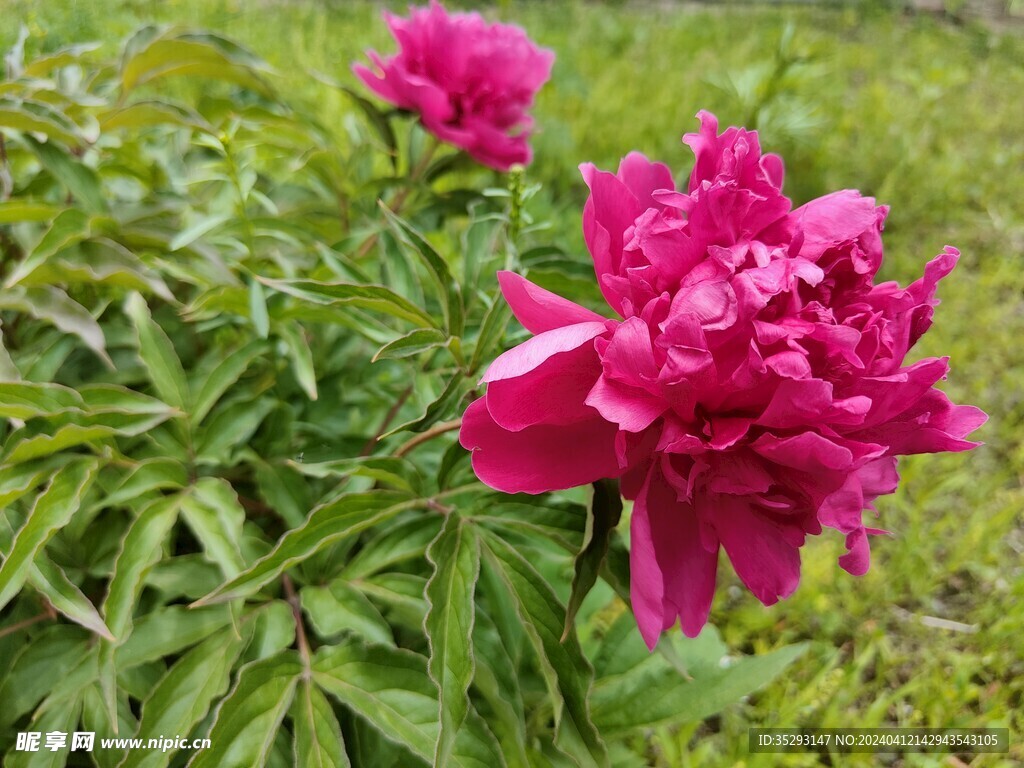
(4, 1), (1023, 765)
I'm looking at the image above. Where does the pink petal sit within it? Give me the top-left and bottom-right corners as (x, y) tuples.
(481, 321), (607, 384)
(459, 398), (620, 494)
(497, 271), (606, 334)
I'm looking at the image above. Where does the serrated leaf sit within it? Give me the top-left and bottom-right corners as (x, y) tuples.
(120, 629), (249, 768)
(0, 459), (96, 610)
(292, 680), (350, 768)
(563, 479), (623, 641)
(479, 530), (609, 768)
(301, 579), (392, 644)
(125, 292), (190, 410)
(424, 513), (480, 767)
(0, 285), (110, 365)
(313, 641), (503, 768)
(195, 491), (414, 605)
(589, 617), (808, 734)
(259, 277), (436, 329)
(277, 322), (317, 400)
(189, 652), (302, 768)
(372, 328), (447, 362)
(380, 205), (464, 335)
(191, 339), (266, 423)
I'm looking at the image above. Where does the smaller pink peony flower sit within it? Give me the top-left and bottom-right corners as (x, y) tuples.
(461, 112), (987, 648)
(353, 0), (554, 171)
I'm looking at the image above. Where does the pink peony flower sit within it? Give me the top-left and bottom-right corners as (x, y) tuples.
(353, 0), (554, 171)
(460, 111), (986, 648)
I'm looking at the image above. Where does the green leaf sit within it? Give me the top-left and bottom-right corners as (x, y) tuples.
(380, 205), (464, 335)
(116, 604), (233, 670)
(341, 515), (441, 579)
(589, 617), (808, 734)
(169, 213), (233, 252)
(0, 381), (84, 419)
(103, 493), (184, 641)
(4, 208), (91, 286)
(195, 491), (413, 605)
(192, 339), (266, 423)
(469, 297), (511, 374)
(24, 136), (106, 213)
(470, 496), (587, 553)
(292, 680), (350, 768)
(0, 625), (92, 730)
(3, 423), (115, 464)
(99, 99), (211, 132)
(314, 641), (503, 768)
(190, 652), (303, 768)
(0, 511), (111, 639)
(0, 285), (110, 365)
(277, 322), (317, 400)
(479, 530), (609, 768)
(288, 456), (422, 494)
(301, 579), (392, 645)
(180, 477), (247, 579)
(121, 30), (274, 96)
(0, 98), (82, 145)
(249, 276), (271, 338)
(317, 76), (397, 165)
(120, 629), (249, 768)
(125, 292), (190, 410)
(100, 458), (188, 510)
(563, 479), (623, 641)
(5, 689), (84, 768)
(259, 277), (436, 329)
(0, 459), (97, 611)
(424, 513), (481, 767)
(373, 328), (448, 362)
(0, 201), (61, 224)
(382, 374), (470, 438)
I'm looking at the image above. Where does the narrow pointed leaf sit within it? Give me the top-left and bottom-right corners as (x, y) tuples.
(479, 530), (609, 768)
(424, 513), (480, 766)
(195, 491), (412, 605)
(292, 681), (351, 768)
(563, 479), (623, 641)
(125, 293), (190, 410)
(0, 459), (97, 611)
(189, 652), (302, 768)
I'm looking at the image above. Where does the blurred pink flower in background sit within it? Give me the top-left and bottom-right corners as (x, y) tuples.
(354, 0), (554, 171)
(461, 111), (986, 648)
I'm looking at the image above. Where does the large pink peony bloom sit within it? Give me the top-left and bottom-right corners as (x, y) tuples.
(460, 111), (986, 648)
(353, 1), (554, 171)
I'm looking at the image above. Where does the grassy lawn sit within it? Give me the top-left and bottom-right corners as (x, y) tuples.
(4, 1), (1022, 765)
